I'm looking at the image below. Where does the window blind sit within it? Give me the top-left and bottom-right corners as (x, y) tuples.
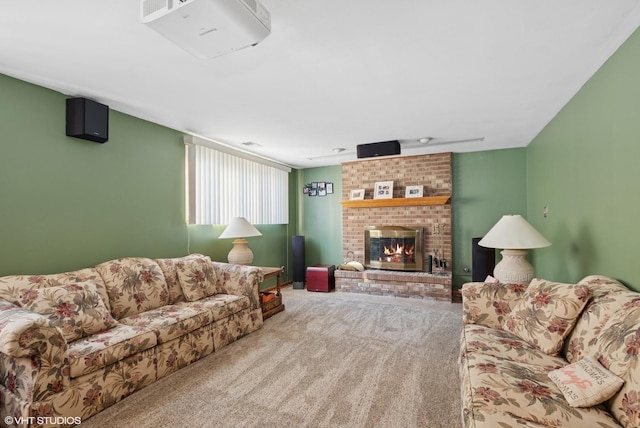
(185, 136), (289, 225)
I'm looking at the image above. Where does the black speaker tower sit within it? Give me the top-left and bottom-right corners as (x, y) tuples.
(292, 235), (305, 289)
(472, 237), (495, 282)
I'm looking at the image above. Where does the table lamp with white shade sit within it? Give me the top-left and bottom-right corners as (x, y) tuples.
(218, 217), (262, 265)
(478, 214), (551, 285)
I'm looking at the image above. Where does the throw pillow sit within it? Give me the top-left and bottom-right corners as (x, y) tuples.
(18, 282), (118, 342)
(156, 254), (212, 304)
(502, 278), (591, 355)
(548, 356), (624, 407)
(175, 258), (218, 301)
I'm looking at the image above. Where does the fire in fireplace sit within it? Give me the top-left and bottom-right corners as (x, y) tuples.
(364, 226), (423, 271)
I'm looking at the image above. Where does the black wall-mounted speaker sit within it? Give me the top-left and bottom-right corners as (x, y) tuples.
(66, 97), (109, 143)
(356, 140), (401, 159)
(292, 235), (305, 289)
(472, 237), (496, 282)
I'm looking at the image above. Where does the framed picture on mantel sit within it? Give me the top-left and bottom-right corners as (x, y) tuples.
(374, 181), (393, 199)
(405, 185), (423, 198)
(350, 189), (365, 200)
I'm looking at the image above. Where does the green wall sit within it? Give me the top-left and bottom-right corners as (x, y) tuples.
(452, 148), (527, 289)
(294, 167), (343, 267)
(0, 73), (184, 274)
(0, 73), (291, 278)
(526, 26), (640, 290)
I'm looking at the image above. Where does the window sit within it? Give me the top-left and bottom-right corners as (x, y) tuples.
(185, 135), (290, 225)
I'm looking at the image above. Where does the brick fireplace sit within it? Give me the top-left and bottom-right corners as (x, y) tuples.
(337, 153), (452, 301)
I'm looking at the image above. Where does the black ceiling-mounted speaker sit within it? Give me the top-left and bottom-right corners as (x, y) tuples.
(356, 140), (401, 159)
(66, 97), (109, 143)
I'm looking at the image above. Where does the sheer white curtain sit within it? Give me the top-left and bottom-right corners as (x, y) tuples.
(185, 136), (290, 225)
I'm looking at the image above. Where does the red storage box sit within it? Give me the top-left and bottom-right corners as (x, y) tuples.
(306, 264), (335, 292)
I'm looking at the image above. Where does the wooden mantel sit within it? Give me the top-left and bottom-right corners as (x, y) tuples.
(340, 195), (450, 209)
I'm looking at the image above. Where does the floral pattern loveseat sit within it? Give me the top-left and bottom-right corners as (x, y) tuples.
(0, 254), (264, 427)
(460, 275), (640, 428)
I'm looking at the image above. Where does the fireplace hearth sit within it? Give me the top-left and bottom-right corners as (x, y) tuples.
(364, 226), (423, 271)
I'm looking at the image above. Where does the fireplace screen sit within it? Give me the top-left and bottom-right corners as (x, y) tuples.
(364, 226), (423, 271)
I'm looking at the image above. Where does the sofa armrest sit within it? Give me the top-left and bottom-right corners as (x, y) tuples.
(462, 282), (527, 328)
(0, 300), (70, 402)
(211, 262), (264, 310)
(0, 300), (66, 357)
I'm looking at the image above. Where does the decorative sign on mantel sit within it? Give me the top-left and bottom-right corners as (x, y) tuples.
(303, 182), (334, 196)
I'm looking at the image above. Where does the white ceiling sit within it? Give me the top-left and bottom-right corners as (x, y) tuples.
(2, 1), (640, 168)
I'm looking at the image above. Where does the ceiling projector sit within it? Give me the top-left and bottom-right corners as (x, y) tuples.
(141, 0), (271, 59)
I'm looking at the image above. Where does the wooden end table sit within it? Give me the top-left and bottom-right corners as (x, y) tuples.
(258, 266), (285, 319)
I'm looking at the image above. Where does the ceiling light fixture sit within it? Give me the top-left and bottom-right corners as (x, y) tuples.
(418, 137), (433, 144)
(333, 148), (346, 153)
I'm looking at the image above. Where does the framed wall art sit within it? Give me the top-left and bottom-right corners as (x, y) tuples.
(318, 182), (327, 196)
(374, 181), (394, 199)
(304, 181), (334, 197)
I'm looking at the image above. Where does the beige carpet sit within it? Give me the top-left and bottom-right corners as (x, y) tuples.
(80, 289), (462, 428)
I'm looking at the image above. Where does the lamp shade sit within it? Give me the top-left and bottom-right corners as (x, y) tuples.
(218, 217), (262, 239)
(478, 215), (550, 249)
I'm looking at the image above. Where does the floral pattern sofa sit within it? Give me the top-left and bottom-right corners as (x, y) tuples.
(0, 254), (264, 427)
(460, 275), (640, 428)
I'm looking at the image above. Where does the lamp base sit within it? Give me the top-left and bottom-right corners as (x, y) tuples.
(227, 238), (254, 265)
(493, 249), (535, 285)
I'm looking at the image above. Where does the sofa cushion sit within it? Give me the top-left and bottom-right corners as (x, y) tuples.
(119, 305), (212, 345)
(502, 279), (590, 355)
(95, 257), (170, 320)
(17, 282), (118, 342)
(563, 276), (631, 363)
(460, 353), (622, 428)
(592, 300), (640, 428)
(155, 254), (210, 304)
(463, 408), (613, 428)
(462, 281), (528, 329)
(548, 356), (624, 408)
(0, 267), (111, 312)
(462, 325), (567, 371)
(67, 323), (157, 378)
(176, 294), (250, 322)
(175, 258), (218, 301)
